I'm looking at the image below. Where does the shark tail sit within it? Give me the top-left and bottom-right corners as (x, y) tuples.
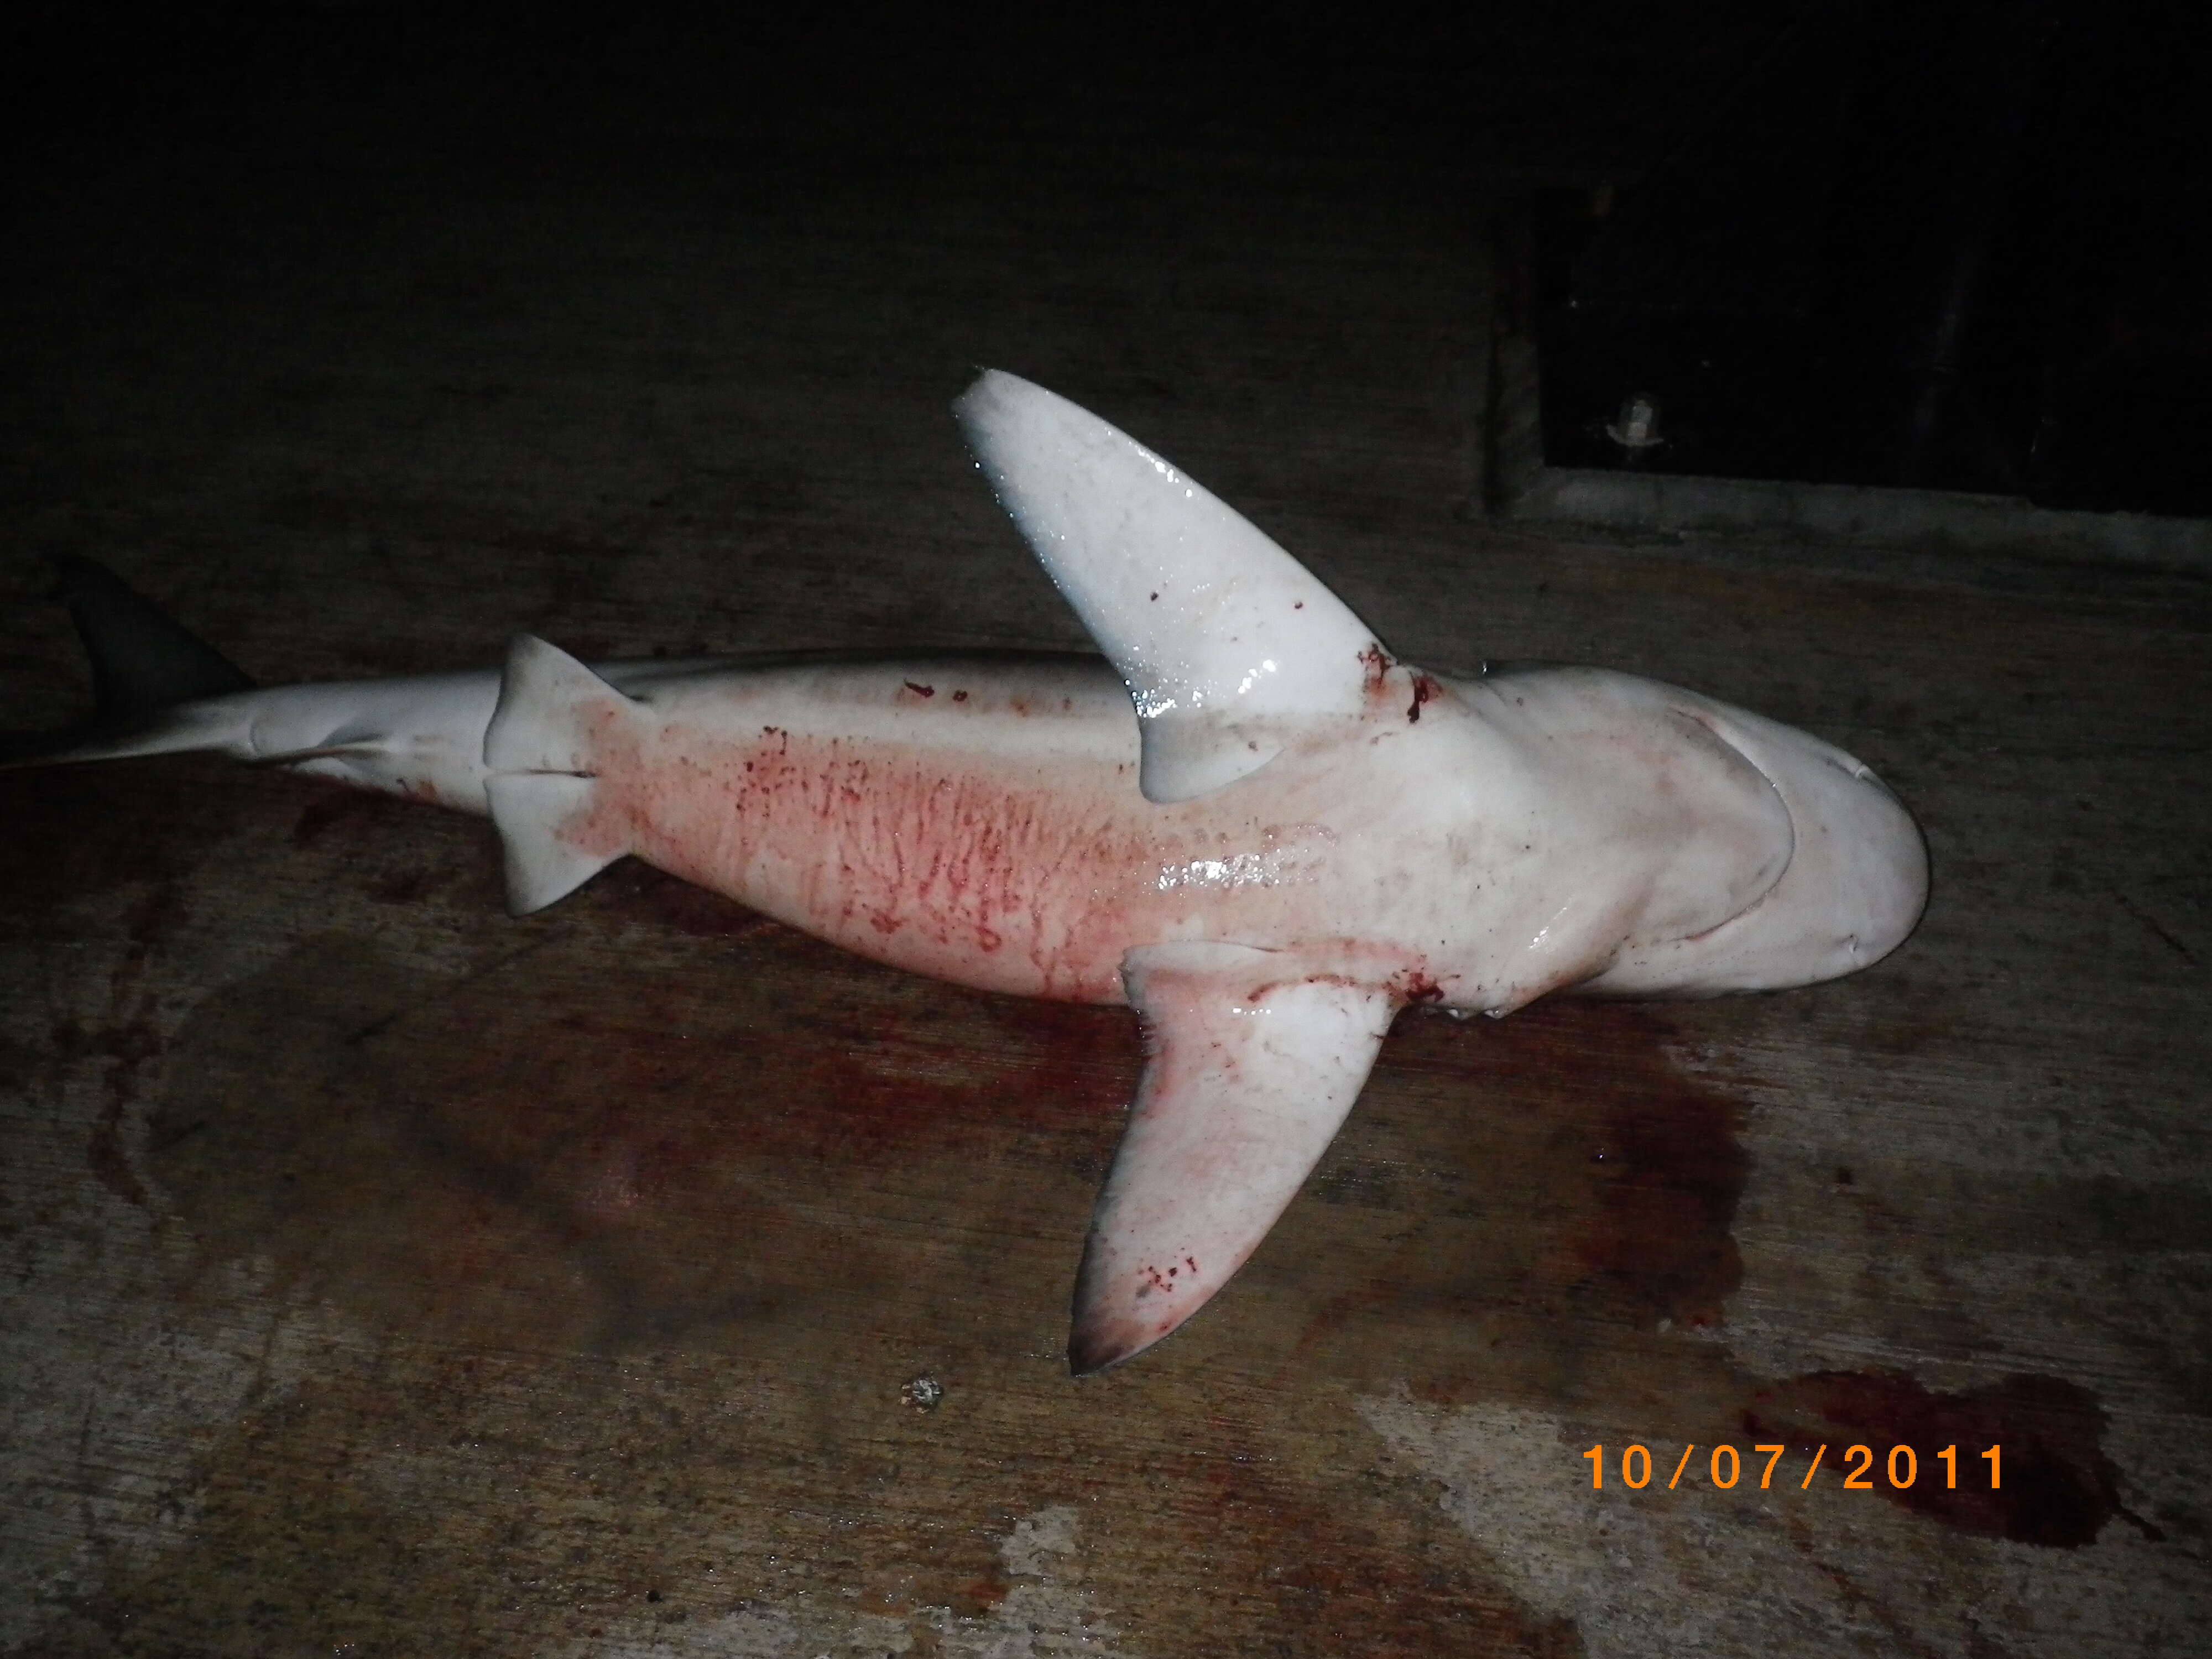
(482, 634), (637, 916)
(1, 556), (259, 768)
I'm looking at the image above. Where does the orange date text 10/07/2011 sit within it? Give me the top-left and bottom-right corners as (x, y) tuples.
(1584, 1443), (2004, 1492)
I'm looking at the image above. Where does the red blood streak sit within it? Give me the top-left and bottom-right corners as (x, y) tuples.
(1357, 643), (1395, 693)
(561, 711), (1446, 1006)
(1407, 673), (1441, 724)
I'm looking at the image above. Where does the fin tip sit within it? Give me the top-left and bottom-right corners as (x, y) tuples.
(1067, 1324), (1142, 1378)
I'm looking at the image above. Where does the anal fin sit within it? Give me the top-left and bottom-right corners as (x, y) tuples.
(483, 634), (634, 915)
(1070, 941), (1399, 1374)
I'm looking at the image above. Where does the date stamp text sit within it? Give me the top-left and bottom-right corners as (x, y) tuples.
(1585, 1442), (2004, 1492)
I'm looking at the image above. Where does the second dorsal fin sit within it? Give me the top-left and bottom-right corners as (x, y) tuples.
(954, 371), (1389, 803)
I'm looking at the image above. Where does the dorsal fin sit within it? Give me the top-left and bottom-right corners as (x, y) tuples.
(954, 371), (1386, 802)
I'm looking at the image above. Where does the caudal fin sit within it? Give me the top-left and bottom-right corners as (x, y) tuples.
(1, 556), (257, 766)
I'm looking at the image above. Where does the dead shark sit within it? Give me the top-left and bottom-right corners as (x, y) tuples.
(9, 370), (1928, 1371)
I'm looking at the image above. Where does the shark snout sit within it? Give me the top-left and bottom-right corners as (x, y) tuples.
(1725, 722), (1929, 990)
(1819, 752), (1929, 964)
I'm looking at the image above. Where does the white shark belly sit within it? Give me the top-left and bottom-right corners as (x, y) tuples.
(478, 654), (1802, 1011)
(507, 653), (1433, 1002)
(157, 656), (776, 813)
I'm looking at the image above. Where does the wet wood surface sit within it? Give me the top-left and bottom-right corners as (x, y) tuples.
(3, 19), (2208, 1657)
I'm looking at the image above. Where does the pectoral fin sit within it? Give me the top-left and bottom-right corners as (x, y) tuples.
(1070, 942), (1398, 1375)
(954, 371), (1389, 804)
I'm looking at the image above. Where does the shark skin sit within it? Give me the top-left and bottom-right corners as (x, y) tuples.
(11, 371), (1929, 1373)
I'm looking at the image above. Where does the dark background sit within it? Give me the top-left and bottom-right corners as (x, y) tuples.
(9, 2), (2208, 521)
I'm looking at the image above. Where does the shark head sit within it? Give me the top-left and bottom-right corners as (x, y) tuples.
(1585, 698), (1930, 998)
(1720, 714), (1930, 986)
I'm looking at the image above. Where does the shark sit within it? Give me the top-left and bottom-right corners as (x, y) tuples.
(9, 370), (1929, 1372)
